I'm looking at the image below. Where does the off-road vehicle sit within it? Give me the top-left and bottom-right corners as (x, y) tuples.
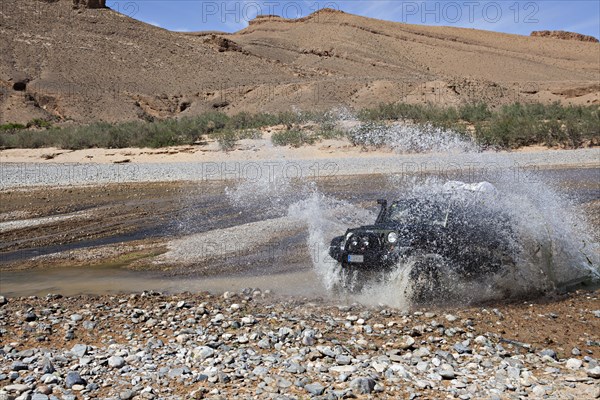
(328, 183), (515, 301)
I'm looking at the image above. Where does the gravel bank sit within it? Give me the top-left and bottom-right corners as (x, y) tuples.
(0, 290), (599, 399)
(1, 148), (599, 189)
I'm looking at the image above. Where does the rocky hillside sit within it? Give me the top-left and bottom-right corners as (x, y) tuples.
(531, 30), (599, 43)
(1, 1), (599, 124)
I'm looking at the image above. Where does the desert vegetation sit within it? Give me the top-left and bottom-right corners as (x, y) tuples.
(0, 102), (598, 151)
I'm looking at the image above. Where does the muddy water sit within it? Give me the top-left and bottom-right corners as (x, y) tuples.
(0, 265), (324, 298)
(1, 167), (598, 298)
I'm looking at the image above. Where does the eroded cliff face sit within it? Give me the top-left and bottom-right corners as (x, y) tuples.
(1, 0), (599, 124)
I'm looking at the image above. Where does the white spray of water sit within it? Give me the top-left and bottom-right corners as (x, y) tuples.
(221, 115), (598, 307)
(287, 190), (373, 290)
(348, 122), (479, 154)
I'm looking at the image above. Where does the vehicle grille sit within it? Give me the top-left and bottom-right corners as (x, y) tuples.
(346, 233), (381, 253)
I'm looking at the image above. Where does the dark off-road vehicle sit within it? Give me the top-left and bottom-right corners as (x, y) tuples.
(329, 191), (515, 301)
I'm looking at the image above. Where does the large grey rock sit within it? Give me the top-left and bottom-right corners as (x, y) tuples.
(24, 312), (37, 322)
(70, 314), (83, 322)
(350, 377), (376, 394)
(70, 344), (88, 358)
(335, 355), (352, 365)
(453, 342), (471, 354)
(40, 358), (55, 374)
(566, 358), (582, 370)
(119, 390), (136, 400)
(317, 346), (335, 358)
(439, 369), (456, 379)
(11, 361), (28, 371)
(2, 384), (29, 394)
(119, 390), (135, 400)
(587, 366), (600, 379)
(539, 349), (557, 360)
(65, 371), (86, 388)
(398, 335), (415, 350)
(304, 383), (325, 396)
(192, 346), (215, 360)
(108, 356), (125, 368)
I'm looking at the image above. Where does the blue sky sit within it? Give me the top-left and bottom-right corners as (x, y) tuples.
(105, 1), (600, 38)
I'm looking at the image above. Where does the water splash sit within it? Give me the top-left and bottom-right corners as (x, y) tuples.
(304, 174), (597, 306)
(348, 122), (479, 154)
(213, 117), (598, 307)
(287, 190), (373, 290)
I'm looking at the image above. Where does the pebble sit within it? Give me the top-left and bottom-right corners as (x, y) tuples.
(566, 358), (582, 370)
(24, 312), (36, 322)
(350, 377), (376, 394)
(539, 349), (557, 360)
(304, 383), (325, 396)
(440, 369), (456, 379)
(0, 290), (596, 399)
(70, 314), (83, 322)
(119, 390), (136, 400)
(70, 344), (87, 358)
(398, 335), (415, 350)
(108, 356), (126, 368)
(65, 371), (85, 389)
(2, 384), (29, 394)
(445, 314), (458, 322)
(11, 361), (28, 372)
(587, 366), (600, 379)
(193, 346), (215, 360)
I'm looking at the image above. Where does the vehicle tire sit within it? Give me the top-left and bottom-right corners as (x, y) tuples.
(408, 254), (447, 305)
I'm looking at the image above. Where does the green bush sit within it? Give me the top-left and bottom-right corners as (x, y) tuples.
(271, 129), (316, 147)
(0, 123), (26, 131)
(458, 103), (492, 122)
(27, 118), (53, 129)
(0, 102), (598, 150)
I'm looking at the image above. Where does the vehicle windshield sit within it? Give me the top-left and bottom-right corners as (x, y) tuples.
(382, 200), (450, 226)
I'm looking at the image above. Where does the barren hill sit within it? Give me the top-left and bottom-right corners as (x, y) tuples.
(1, 1), (598, 124)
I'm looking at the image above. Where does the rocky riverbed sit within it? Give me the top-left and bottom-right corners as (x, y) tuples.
(0, 289), (599, 400)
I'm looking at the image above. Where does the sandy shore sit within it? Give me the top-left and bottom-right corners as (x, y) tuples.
(1, 140), (598, 165)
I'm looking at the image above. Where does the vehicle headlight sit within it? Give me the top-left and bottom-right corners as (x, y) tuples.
(387, 232), (398, 243)
(342, 232), (353, 250)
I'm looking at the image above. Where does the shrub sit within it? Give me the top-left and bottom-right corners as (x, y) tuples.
(0, 123), (26, 131)
(271, 129), (316, 147)
(27, 118), (53, 129)
(0, 102), (597, 150)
